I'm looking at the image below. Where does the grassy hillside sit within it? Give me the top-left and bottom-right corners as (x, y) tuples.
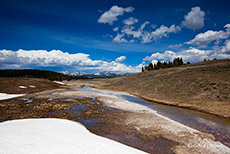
(0, 78), (62, 94)
(102, 59), (230, 118)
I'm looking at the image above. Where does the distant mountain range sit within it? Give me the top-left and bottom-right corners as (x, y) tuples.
(60, 71), (132, 77)
(60, 71), (87, 76)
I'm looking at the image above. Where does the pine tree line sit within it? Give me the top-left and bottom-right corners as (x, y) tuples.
(0, 69), (90, 81)
(142, 57), (190, 72)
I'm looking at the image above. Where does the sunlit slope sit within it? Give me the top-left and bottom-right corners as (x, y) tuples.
(103, 59), (230, 118)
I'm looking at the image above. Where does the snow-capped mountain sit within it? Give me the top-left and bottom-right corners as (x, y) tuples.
(60, 71), (88, 76)
(93, 71), (131, 77)
(60, 71), (69, 75)
(61, 71), (132, 77)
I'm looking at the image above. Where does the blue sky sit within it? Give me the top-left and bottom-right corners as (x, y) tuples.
(0, 0), (230, 73)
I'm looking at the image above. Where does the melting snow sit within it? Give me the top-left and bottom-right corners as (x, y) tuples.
(19, 86), (27, 89)
(73, 87), (230, 154)
(29, 85), (36, 88)
(0, 118), (146, 154)
(0, 93), (25, 101)
(53, 81), (65, 85)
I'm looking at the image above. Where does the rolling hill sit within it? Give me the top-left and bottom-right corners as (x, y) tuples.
(101, 59), (230, 118)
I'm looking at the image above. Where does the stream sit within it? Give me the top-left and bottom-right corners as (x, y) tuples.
(78, 85), (230, 147)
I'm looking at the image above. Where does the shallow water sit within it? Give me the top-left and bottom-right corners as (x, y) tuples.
(78, 86), (230, 147)
(20, 98), (33, 103)
(78, 119), (100, 127)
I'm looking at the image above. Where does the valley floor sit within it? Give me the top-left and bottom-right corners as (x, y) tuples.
(0, 80), (230, 154)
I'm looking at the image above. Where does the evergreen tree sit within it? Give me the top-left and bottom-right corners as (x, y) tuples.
(148, 63), (154, 71)
(168, 61), (173, 67)
(144, 65), (148, 72)
(162, 62), (168, 68)
(173, 57), (184, 67)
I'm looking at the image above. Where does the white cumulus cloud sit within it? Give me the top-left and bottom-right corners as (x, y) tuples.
(121, 25), (142, 38)
(186, 24), (230, 47)
(98, 6), (209, 44)
(142, 24), (181, 43)
(182, 6), (205, 30)
(113, 27), (119, 32)
(115, 56), (126, 63)
(98, 5), (134, 25)
(143, 50), (177, 62)
(140, 21), (150, 31)
(218, 39), (230, 54)
(0, 49), (141, 73)
(118, 22), (180, 44)
(123, 17), (138, 25)
(143, 46), (230, 63)
(113, 33), (128, 43)
(224, 24), (230, 31)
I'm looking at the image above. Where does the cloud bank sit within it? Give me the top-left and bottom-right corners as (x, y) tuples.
(0, 49), (141, 73)
(143, 43), (230, 64)
(186, 24), (230, 47)
(143, 23), (230, 64)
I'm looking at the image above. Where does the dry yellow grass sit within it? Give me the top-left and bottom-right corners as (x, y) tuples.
(101, 59), (230, 118)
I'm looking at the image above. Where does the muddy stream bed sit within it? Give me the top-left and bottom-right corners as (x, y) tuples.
(1, 85), (230, 154)
(77, 86), (230, 148)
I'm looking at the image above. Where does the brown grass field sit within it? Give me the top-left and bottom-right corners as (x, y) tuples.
(98, 59), (230, 118)
(0, 77), (61, 94)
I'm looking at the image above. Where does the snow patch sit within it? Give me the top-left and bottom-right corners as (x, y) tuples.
(53, 81), (65, 85)
(29, 85), (36, 88)
(0, 119), (146, 154)
(0, 93), (25, 100)
(19, 86), (27, 89)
